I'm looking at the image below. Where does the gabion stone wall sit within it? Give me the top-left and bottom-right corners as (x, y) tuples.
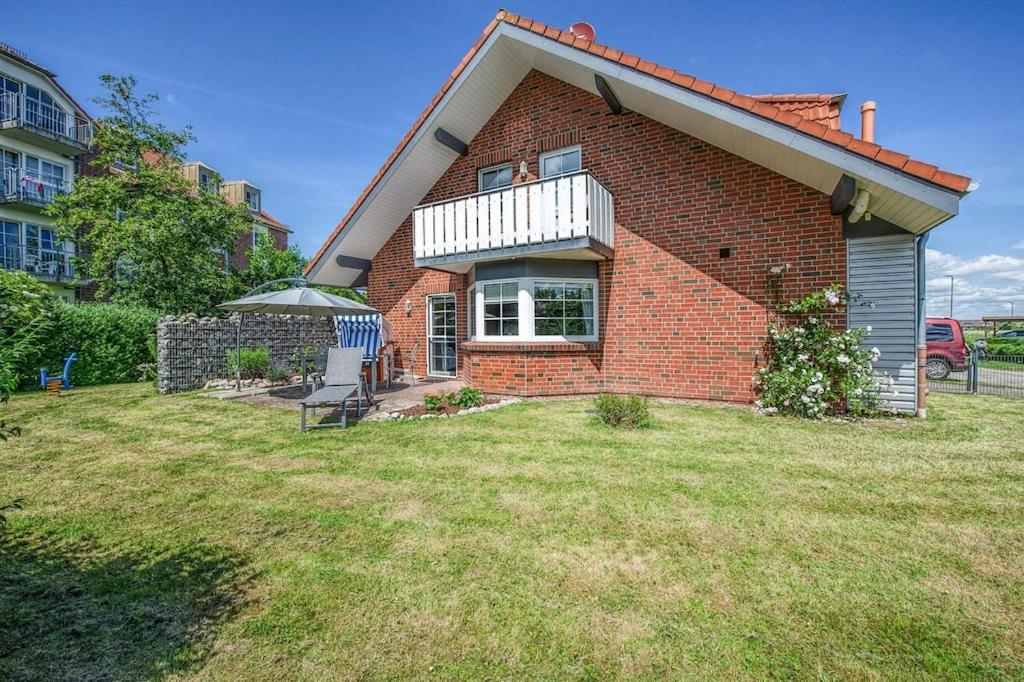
(156, 313), (337, 394)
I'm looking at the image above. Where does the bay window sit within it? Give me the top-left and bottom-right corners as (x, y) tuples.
(482, 280), (519, 337)
(467, 277), (597, 342)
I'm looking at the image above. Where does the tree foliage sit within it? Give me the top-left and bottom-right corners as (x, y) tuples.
(0, 271), (57, 439)
(46, 74), (251, 314)
(230, 234), (307, 296)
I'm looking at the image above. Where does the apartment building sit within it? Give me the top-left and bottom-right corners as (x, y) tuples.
(0, 42), (92, 302)
(182, 161), (291, 270)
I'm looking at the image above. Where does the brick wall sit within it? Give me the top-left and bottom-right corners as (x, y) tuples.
(230, 225), (289, 270)
(368, 70), (845, 402)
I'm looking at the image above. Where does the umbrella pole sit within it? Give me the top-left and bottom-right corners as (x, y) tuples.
(235, 312), (242, 392)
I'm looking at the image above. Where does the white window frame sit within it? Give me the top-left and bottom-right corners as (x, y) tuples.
(539, 145), (582, 179)
(477, 162), (514, 192)
(244, 189), (259, 212)
(252, 224), (270, 247)
(468, 276), (599, 343)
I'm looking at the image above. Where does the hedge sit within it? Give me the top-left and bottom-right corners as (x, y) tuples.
(986, 338), (1024, 357)
(32, 303), (163, 388)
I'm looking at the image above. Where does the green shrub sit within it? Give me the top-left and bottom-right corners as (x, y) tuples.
(33, 303), (162, 388)
(226, 347), (270, 380)
(986, 338), (1024, 356)
(266, 364), (290, 384)
(447, 387), (484, 409)
(423, 394), (445, 412)
(755, 285), (881, 418)
(595, 394), (652, 428)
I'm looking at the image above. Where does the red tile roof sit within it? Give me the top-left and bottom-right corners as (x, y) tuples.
(307, 10), (971, 275)
(751, 93), (845, 130)
(256, 210), (290, 232)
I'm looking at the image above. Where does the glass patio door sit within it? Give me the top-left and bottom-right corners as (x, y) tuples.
(427, 294), (457, 377)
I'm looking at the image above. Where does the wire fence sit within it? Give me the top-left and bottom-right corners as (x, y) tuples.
(928, 351), (1024, 398)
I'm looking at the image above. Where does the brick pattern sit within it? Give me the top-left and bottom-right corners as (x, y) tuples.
(368, 70), (845, 402)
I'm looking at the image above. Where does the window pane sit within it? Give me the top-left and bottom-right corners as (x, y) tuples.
(485, 320), (500, 335)
(536, 318), (563, 335)
(542, 155), (561, 178)
(484, 303), (501, 319)
(565, 319), (593, 336)
(502, 281), (517, 299)
(502, 320), (519, 336)
(497, 166), (512, 186)
(562, 150), (581, 173)
(501, 302), (518, 318)
(563, 300), (584, 318)
(483, 283), (502, 301)
(535, 300), (562, 318)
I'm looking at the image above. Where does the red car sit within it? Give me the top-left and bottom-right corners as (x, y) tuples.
(926, 317), (969, 379)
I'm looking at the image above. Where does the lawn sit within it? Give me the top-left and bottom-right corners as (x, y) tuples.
(1, 385), (1022, 680)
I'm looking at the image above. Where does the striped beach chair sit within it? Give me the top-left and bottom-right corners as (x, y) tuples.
(335, 314), (383, 389)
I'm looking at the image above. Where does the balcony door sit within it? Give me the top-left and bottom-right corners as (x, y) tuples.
(427, 294), (457, 378)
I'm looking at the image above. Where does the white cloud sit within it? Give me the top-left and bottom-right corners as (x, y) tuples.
(166, 93), (177, 105)
(1014, 241), (1024, 250)
(926, 249), (1024, 319)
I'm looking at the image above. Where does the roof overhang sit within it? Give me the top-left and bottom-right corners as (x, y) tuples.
(308, 21), (970, 287)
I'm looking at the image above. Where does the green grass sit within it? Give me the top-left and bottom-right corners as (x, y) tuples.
(2, 385), (1023, 680)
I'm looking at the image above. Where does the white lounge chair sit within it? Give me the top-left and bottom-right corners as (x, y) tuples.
(299, 347), (367, 432)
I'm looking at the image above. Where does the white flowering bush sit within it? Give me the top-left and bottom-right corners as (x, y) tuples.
(754, 285), (881, 418)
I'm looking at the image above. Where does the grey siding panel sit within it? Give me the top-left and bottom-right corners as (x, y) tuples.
(847, 234), (918, 413)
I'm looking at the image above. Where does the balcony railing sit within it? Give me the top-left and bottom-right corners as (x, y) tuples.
(1, 243), (75, 280)
(413, 170), (614, 263)
(1, 166), (69, 207)
(0, 91), (93, 147)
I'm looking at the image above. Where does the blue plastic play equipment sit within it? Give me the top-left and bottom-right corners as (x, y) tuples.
(39, 353), (77, 390)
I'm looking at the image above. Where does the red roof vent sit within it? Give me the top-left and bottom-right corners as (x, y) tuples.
(567, 21), (596, 42)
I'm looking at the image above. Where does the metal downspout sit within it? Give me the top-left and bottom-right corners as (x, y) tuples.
(915, 232), (930, 418)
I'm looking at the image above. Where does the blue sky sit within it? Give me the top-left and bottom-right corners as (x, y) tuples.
(6, 0), (1022, 318)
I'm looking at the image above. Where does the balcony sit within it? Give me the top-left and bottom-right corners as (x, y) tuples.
(413, 170), (614, 272)
(0, 92), (93, 155)
(1, 166), (69, 209)
(1, 243), (75, 281)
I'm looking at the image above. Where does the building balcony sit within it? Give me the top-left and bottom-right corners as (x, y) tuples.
(1, 243), (75, 281)
(1, 167), (69, 209)
(0, 92), (93, 155)
(413, 170), (614, 273)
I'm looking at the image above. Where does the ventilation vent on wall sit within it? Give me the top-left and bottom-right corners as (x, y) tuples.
(719, 247), (732, 259)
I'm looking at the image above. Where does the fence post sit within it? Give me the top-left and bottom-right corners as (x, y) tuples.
(970, 349), (981, 394)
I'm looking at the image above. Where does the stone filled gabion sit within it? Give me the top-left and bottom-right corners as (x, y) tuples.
(156, 313), (337, 394)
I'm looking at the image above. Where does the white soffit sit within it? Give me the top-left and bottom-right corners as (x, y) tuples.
(310, 22), (961, 286)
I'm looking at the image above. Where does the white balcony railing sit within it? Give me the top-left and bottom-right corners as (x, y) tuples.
(1, 243), (75, 280)
(0, 91), (93, 146)
(413, 170), (614, 261)
(1, 166), (69, 205)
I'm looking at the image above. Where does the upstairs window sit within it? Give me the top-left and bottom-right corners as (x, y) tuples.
(540, 146), (581, 179)
(24, 84), (66, 134)
(244, 189), (259, 212)
(0, 76), (19, 119)
(252, 224), (270, 247)
(478, 163), (513, 192)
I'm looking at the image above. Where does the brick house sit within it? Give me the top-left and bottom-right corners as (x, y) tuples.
(306, 11), (973, 415)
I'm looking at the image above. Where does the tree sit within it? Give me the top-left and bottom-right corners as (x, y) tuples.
(230, 234), (366, 303)
(46, 75), (252, 314)
(230, 234), (307, 295)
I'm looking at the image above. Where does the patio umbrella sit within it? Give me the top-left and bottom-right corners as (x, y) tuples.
(218, 284), (378, 391)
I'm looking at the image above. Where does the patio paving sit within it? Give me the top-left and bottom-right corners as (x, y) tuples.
(232, 377), (466, 422)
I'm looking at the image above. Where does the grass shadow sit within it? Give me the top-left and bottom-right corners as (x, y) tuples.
(0, 533), (253, 681)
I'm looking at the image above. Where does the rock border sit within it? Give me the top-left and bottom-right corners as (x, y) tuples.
(376, 398), (521, 422)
